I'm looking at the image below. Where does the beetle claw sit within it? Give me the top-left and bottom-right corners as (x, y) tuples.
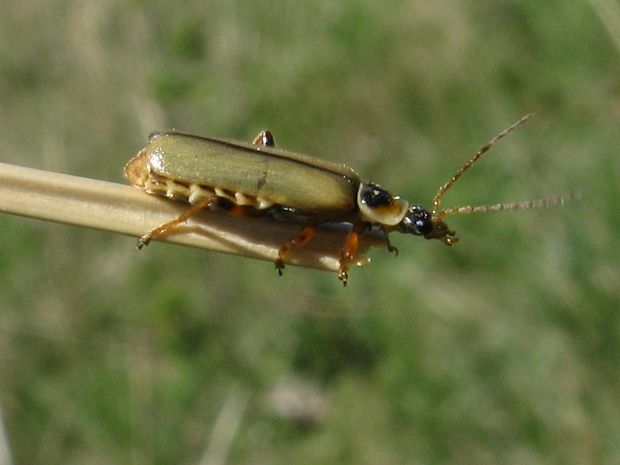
(381, 227), (399, 256)
(275, 259), (285, 276)
(137, 234), (151, 250)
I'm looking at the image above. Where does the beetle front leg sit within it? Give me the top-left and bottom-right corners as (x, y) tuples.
(252, 130), (275, 147)
(382, 228), (399, 256)
(137, 197), (217, 249)
(275, 225), (315, 275)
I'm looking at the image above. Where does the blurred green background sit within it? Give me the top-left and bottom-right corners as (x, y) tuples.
(1, 1), (619, 464)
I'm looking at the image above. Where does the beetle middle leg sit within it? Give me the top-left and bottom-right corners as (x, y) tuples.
(275, 225), (315, 276)
(137, 196), (217, 249)
(338, 222), (369, 286)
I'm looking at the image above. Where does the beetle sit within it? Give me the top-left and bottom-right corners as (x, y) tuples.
(125, 114), (572, 285)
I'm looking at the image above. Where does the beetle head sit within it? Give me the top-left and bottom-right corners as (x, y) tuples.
(399, 205), (458, 245)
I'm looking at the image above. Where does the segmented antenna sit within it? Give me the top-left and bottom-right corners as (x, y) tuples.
(431, 113), (533, 219)
(439, 191), (581, 217)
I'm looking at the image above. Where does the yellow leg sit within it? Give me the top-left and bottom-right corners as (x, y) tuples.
(338, 229), (361, 286)
(137, 197), (215, 249)
(275, 226), (315, 275)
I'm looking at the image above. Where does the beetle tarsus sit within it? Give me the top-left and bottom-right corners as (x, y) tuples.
(275, 259), (285, 276)
(137, 234), (151, 249)
(338, 269), (349, 286)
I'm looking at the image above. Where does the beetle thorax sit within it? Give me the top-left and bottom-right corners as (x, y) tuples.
(356, 183), (409, 226)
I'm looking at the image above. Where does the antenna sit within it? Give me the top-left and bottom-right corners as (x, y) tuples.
(431, 113), (533, 219)
(439, 191), (580, 217)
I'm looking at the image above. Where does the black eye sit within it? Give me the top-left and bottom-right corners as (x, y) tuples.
(360, 184), (393, 207)
(415, 216), (432, 236)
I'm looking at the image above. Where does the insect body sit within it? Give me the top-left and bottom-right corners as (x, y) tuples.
(125, 114), (571, 285)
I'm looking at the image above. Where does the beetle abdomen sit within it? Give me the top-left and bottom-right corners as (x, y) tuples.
(143, 171), (276, 210)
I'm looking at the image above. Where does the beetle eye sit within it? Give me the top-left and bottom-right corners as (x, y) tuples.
(401, 205), (433, 236)
(360, 184), (393, 207)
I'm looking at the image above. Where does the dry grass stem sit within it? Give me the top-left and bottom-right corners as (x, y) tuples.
(0, 161), (383, 272)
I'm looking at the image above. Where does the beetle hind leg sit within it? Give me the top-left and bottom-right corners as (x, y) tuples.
(137, 197), (217, 249)
(275, 225), (315, 275)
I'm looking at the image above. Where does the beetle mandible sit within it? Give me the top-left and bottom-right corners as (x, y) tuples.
(125, 114), (572, 285)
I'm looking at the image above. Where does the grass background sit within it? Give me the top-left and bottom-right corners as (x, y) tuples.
(0, 1), (619, 464)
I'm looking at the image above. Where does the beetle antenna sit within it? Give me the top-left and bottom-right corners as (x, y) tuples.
(437, 191), (580, 218)
(431, 113), (533, 217)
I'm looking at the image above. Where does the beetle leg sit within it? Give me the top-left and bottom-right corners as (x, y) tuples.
(338, 232), (358, 286)
(137, 197), (217, 249)
(338, 223), (368, 286)
(382, 228), (399, 256)
(252, 130), (275, 147)
(275, 225), (315, 275)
